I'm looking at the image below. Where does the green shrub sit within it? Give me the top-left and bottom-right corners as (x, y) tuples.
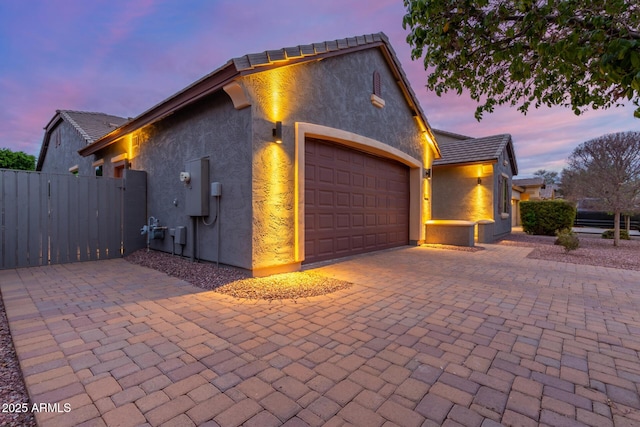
(520, 200), (576, 236)
(555, 229), (580, 252)
(601, 229), (630, 240)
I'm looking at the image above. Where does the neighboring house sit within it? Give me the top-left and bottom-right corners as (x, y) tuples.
(40, 33), (441, 276)
(431, 129), (518, 241)
(540, 184), (557, 200)
(512, 177), (547, 200)
(511, 183), (525, 227)
(37, 110), (128, 175)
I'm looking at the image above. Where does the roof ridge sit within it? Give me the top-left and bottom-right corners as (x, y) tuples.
(58, 109), (125, 118)
(232, 32), (385, 71)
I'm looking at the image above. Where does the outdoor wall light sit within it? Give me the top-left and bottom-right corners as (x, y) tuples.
(273, 121), (282, 143)
(477, 177), (482, 185)
(424, 168), (431, 179)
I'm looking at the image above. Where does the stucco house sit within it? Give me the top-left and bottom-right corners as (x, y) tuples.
(37, 110), (128, 175)
(38, 33), (441, 276)
(512, 177), (546, 201)
(430, 129), (518, 242)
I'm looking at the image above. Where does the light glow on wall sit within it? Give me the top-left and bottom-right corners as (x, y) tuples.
(471, 164), (492, 220)
(261, 67), (295, 123)
(252, 135), (295, 269)
(423, 142), (433, 222)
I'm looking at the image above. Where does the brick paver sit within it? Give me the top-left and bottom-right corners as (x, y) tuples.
(2, 243), (640, 426)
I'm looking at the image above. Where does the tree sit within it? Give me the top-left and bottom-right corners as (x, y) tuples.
(562, 131), (640, 246)
(533, 169), (558, 185)
(0, 148), (36, 170)
(402, 0), (640, 120)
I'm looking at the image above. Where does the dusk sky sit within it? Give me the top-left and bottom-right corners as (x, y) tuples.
(1, 0), (638, 176)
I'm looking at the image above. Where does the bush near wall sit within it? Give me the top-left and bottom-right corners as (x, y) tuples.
(521, 200), (576, 236)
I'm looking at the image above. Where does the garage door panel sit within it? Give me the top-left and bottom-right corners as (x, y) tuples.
(336, 214), (350, 228)
(319, 167), (334, 183)
(366, 195), (376, 208)
(337, 170), (350, 185)
(365, 234), (377, 248)
(318, 238), (336, 255)
(366, 176), (376, 189)
(335, 236), (350, 252)
(352, 173), (364, 188)
(318, 190), (334, 206)
(304, 137), (409, 264)
(318, 214), (334, 230)
(336, 192), (350, 207)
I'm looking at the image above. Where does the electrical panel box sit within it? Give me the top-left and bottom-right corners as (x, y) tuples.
(185, 157), (209, 216)
(211, 182), (222, 197)
(175, 226), (187, 245)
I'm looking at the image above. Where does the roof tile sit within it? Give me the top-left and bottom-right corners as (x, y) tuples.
(59, 110), (128, 144)
(267, 49), (286, 62)
(433, 134), (512, 166)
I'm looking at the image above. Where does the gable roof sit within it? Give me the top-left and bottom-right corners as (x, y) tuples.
(433, 133), (518, 175)
(37, 110), (128, 170)
(513, 177), (545, 187)
(79, 32), (439, 158)
(57, 110), (129, 144)
(432, 128), (472, 141)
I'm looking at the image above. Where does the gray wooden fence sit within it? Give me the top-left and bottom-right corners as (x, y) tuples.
(0, 169), (146, 269)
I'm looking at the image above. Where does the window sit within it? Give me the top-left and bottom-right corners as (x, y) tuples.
(93, 159), (104, 177)
(500, 174), (510, 216)
(68, 165), (79, 175)
(371, 70), (385, 108)
(373, 71), (381, 97)
(111, 153), (128, 178)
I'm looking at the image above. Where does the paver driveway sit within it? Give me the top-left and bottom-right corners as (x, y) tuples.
(1, 243), (640, 427)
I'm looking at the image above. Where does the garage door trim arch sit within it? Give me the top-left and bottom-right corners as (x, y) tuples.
(294, 122), (425, 262)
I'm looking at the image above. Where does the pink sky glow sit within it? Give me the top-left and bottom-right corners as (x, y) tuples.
(1, 0), (638, 176)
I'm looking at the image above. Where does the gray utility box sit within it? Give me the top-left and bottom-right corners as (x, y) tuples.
(185, 157), (209, 217)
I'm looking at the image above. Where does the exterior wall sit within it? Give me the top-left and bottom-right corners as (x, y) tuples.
(39, 120), (95, 176)
(92, 90), (254, 270)
(242, 48), (431, 272)
(83, 48), (435, 274)
(432, 164), (494, 222)
(492, 148), (514, 239)
(432, 147), (514, 240)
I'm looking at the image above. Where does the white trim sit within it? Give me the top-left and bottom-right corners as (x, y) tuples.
(294, 122), (425, 262)
(68, 165), (79, 173)
(111, 153), (128, 163)
(92, 159), (104, 167)
(370, 94), (386, 108)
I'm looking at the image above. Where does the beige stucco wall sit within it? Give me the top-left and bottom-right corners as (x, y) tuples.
(432, 164), (494, 222)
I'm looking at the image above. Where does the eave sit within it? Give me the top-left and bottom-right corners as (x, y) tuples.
(79, 63), (239, 156)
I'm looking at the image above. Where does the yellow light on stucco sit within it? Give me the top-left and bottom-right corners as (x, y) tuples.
(253, 141), (295, 268)
(260, 67), (296, 123)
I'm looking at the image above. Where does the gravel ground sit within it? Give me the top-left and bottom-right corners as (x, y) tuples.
(499, 230), (640, 271)
(0, 289), (36, 427)
(126, 250), (352, 301)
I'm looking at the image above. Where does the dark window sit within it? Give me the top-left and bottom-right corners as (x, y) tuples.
(500, 176), (510, 215)
(95, 165), (103, 176)
(373, 71), (381, 97)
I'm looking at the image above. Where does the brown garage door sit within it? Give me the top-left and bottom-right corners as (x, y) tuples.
(304, 137), (409, 263)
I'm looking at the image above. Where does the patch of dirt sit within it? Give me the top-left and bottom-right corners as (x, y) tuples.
(125, 249), (352, 300)
(499, 231), (640, 271)
(0, 289), (37, 427)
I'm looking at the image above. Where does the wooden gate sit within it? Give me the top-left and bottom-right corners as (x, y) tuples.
(0, 169), (146, 269)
